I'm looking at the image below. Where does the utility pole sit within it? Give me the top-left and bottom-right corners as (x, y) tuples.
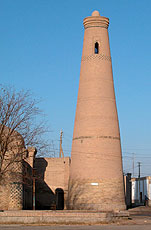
(138, 162), (141, 178)
(138, 161), (141, 203)
(132, 153), (135, 177)
(59, 129), (64, 158)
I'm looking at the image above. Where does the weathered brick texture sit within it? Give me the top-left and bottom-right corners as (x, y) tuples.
(0, 127), (25, 210)
(68, 11), (126, 211)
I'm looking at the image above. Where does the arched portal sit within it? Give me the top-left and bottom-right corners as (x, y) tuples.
(55, 188), (64, 210)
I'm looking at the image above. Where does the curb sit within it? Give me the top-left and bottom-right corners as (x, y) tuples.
(0, 210), (129, 225)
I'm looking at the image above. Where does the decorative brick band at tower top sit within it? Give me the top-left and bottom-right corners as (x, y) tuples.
(67, 10), (126, 211)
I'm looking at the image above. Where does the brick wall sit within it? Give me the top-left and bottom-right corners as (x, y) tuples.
(35, 157), (70, 209)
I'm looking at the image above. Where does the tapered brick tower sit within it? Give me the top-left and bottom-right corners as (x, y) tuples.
(68, 10), (126, 211)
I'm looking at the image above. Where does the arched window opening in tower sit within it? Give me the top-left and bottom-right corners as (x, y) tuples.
(95, 42), (99, 54)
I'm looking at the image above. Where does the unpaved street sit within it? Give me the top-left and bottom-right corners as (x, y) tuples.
(0, 224), (151, 230)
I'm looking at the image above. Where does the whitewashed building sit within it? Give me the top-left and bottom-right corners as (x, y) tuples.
(131, 176), (151, 206)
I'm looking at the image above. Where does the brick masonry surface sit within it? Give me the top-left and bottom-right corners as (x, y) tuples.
(68, 11), (126, 211)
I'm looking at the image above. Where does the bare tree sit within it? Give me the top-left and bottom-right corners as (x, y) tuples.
(0, 85), (50, 182)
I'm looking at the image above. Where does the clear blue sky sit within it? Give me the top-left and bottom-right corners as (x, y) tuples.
(0, 0), (151, 177)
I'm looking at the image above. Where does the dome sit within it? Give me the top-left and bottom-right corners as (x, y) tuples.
(91, 10), (100, 16)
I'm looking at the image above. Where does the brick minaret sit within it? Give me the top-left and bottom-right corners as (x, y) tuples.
(68, 10), (126, 211)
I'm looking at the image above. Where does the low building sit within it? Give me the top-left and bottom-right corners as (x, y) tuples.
(124, 174), (151, 208)
(0, 125), (70, 211)
(34, 157), (70, 210)
(131, 176), (151, 206)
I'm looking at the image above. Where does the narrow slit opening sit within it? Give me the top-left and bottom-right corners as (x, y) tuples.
(95, 42), (99, 54)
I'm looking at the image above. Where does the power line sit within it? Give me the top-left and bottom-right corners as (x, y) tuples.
(123, 151), (151, 156)
(123, 148), (151, 151)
